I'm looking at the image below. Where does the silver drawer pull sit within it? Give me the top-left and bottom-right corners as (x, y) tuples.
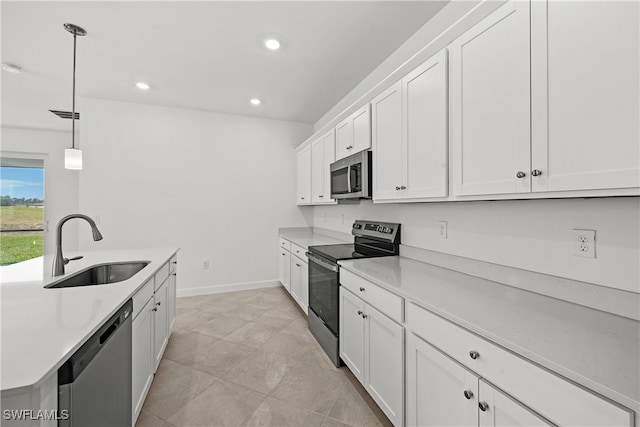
(479, 402), (489, 412)
(357, 310), (363, 315)
(156, 302), (161, 306)
(516, 171), (526, 178)
(469, 350), (479, 360)
(531, 169), (542, 176)
(359, 287), (365, 292)
(152, 307), (158, 312)
(463, 390), (474, 400)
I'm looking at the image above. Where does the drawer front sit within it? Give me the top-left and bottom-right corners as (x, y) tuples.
(340, 269), (403, 323)
(279, 237), (291, 252)
(132, 278), (154, 320)
(291, 243), (306, 259)
(407, 303), (633, 427)
(169, 254), (178, 273)
(154, 261), (170, 291)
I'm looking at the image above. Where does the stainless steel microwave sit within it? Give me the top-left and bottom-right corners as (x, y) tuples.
(330, 150), (372, 200)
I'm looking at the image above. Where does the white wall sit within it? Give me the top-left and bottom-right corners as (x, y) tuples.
(1, 127), (80, 276)
(312, 198), (640, 294)
(77, 98), (312, 293)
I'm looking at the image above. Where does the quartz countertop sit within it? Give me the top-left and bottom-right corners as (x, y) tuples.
(339, 256), (640, 412)
(278, 228), (350, 249)
(1, 247), (178, 393)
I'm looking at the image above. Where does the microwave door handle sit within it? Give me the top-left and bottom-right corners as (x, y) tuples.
(347, 165), (351, 192)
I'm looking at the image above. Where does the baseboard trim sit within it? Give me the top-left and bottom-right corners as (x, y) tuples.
(177, 279), (281, 298)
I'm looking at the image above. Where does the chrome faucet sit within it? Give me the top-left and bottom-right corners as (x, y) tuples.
(53, 214), (103, 276)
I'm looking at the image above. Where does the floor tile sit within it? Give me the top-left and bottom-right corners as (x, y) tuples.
(223, 321), (281, 347)
(222, 349), (297, 394)
(135, 410), (175, 427)
(244, 396), (327, 427)
(175, 308), (219, 330)
(328, 375), (388, 427)
(163, 330), (219, 365)
(190, 314), (247, 338)
(181, 338), (255, 378)
(227, 303), (272, 322)
(321, 416), (353, 427)
(259, 331), (316, 360)
(167, 379), (266, 427)
(142, 359), (217, 421)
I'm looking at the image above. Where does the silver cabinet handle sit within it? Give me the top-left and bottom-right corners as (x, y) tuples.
(362, 314), (368, 319)
(281, 253), (286, 256)
(516, 171), (526, 178)
(296, 263), (301, 267)
(359, 287), (365, 292)
(469, 350), (480, 360)
(395, 186), (400, 190)
(479, 402), (489, 412)
(463, 390), (474, 400)
(531, 169), (542, 176)
(152, 307), (158, 312)
(400, 185), (406, 190)
(357, 310), (363, 315)
(319, 195), (324, 198)
(156, 302), (161, 306)
(301, 197), (305, 200)
(171, 273), (177, 276)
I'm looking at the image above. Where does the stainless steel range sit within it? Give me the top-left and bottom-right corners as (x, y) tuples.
(306, 220), (401, 366)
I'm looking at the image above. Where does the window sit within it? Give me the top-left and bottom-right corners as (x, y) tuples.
(0, 158), (45, 266)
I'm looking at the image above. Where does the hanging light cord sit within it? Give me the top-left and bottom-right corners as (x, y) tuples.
(71, 29), (77, 149)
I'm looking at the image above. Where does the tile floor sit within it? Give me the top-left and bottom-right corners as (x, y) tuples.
(135, 286), (392, 427)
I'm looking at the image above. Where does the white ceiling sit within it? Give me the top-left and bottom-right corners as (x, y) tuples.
(1, 1), (448, 132)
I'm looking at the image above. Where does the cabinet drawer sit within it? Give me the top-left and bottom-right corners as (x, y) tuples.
(340, 269), (403, 323)
(291, 243), (306, 259)
(132, 278), (154, 320)
(169, 254), (178, 273)
(407, 303), (633, 427)
(154, 262), (170, 291)
(279, 237), (291, 252)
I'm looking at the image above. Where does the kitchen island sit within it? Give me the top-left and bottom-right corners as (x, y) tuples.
(1, 247), (178, 426)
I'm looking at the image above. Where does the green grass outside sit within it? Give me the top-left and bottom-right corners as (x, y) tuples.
(0, 231), (44, 265)
(0, 206), (44, 230)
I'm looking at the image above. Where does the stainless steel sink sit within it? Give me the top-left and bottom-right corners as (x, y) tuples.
(45, 261), (150, 288)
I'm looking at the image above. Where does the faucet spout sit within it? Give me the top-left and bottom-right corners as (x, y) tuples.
(53, 214), (103, 276)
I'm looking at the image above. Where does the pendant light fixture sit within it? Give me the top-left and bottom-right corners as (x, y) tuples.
(63, 23), (86, 170)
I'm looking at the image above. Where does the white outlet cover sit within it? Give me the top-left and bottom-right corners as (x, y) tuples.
(438, 221), (448, 239)
(572, 229), (596, 258)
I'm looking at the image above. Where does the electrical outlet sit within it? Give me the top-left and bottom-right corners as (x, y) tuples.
(437, 221), (448, 239)
(572, 229), (596, 258)
(202, 260), (210, 270)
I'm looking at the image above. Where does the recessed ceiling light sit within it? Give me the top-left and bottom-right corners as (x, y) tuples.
(2, 63), (23, 73)
(250, 98), (261, 105)
(264, 39), (281, 50)
(136, 82), (150, 90)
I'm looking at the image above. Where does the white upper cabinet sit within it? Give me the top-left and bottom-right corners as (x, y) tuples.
(296, 145), (312, 205)
(373, 50), (448, 202)
(530, 0), (640, 192)
(336, 104), (371, 160)
(311, 129), (336, 204)
(450, 0), (531, 197)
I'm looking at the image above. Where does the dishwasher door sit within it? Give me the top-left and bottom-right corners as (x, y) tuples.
(58, 299), (133, 427)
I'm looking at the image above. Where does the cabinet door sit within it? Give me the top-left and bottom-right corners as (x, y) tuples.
(339, 287), (365, 383)
(406, 333), (478, 427)
(132, 299), (154, 424)
(321, 129), (336, 203)
(364, 304), (404, 427)
(290, 257), (302, 304)
(450, 0), (531, 196)
(478, 380), (552, 427)
(372, 81), (404, 201)
(153, 280), (169, 371)
(278, 249), (291, 292)
(311, 131), (336, 204)
(300, 259), (309, 315)
(168, 271), (176, 332)
(335, 118), (352, 160)
(403, 49), (448, 199)
(351, 103), (372, 154)
(530, 0), (639, 192)
(296, 146), (312, 205)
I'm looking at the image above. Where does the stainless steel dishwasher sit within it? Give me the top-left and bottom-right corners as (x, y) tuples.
(58, 299), (133, 427)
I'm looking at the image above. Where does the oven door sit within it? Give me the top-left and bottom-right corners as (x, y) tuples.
(307, 252), (339, 336)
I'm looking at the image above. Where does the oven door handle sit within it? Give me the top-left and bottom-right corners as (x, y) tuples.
(306, 252), (339, 272)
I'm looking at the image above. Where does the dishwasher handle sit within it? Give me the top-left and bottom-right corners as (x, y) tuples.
(59, 299), (133, 385)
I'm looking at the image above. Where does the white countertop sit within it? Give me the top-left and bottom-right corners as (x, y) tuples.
(1, 247), (178, 393)
(339, 256), (640, 412)
(278, 227), (350, 248)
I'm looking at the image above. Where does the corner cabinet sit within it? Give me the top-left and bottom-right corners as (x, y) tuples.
(296, 145), (312, 205)
(372, 49), (448, 202)
(451, 0), (639, 197)
(336, 104), (371, 160)
(311, 129), (337, 204)
(132, 255), (178, 425)
(339, 270), (404, 427)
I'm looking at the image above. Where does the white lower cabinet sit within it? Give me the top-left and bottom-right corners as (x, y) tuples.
(290, 253), (309, 314)
(406, 332), (550, 427)
(132, 256), (177, 425)
(339, 286), (404, 426)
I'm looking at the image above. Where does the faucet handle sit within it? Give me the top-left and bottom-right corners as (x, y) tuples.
(63, 256), (84, 265)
